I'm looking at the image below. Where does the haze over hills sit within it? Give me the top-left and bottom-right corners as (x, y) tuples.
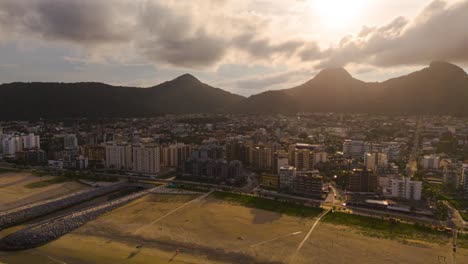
(0, 61), (467, 119)
(231, 61), (468, 115)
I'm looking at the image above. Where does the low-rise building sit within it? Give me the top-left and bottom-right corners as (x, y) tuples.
(260, 174), (279, 190)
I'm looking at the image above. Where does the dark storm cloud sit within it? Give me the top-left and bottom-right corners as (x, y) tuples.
(137, 2), (227, 68)
(0, 0), (130, 44)
(233, 33), (305, 59)
(316, 0), (468, 68)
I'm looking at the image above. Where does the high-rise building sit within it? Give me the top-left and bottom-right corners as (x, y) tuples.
(64, 134), (78, 149)
(161, 143), (192, 168)
(289, 143), (327, 171)
(1, 135), (22, 158)
(364, 152), (388, 171)
(82, 145), (106, 168)
(379, 175), (422, 200)
(22, 133), (40, 150)
(132, 144), (160, 175)
(343, 140), (365, 158)
(292, 170), (323, 197)
(182, 159), (243, 183)
(384, 142), (401, 162)
(421, 155), (440, 170)
(273, 150), (289, 175)
(463, 164), (468, 198)
(279, 166), (296, 192)
(225, 140), (250, 165)
(249, 145), (272, 170)
(105, 142), (132, 170)
(443, 162), (464, 189)
(192, 144), (224, 161)
(349, 169), (378, 193)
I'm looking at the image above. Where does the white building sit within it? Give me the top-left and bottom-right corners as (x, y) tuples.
(421, 155), (440, 170)
(22, 133), (40, 150)
(276, 156), (289, 175)
(314, 151), (328, 164)
(132, 145), (160, 175)
(279, 166), (296, 191)
(379, 175), (422, 200)
(105, 142), (132, 170)
(1, 135), (22, 158)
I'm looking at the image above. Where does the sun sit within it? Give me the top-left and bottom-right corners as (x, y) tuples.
(312, 0), (369, 30)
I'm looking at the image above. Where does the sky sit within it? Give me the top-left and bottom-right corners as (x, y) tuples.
(0, 0), (467, 96)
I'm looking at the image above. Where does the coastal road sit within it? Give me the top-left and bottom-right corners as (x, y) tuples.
(288, 209), (331, 264)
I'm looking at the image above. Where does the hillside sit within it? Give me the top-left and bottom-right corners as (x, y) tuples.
(0, 74), (244, 119)
(1, 62), (467, 119)
(231, 61), (468, 115)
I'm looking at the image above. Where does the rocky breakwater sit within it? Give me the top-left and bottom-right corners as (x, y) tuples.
(0, 182), (127, 230)
(0, 187), (154, 250)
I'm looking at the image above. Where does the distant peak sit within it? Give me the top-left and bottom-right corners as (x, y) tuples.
(315, 67), (352, 79)
(174, 73), (200, 83)
(429, 61), (466, 75)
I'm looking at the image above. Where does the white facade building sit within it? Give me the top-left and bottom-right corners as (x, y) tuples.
(22, 133), (40, 150)
(105, 142), (132, 170)
(379, 175), (422, 200)
(132, 145), (160, 175)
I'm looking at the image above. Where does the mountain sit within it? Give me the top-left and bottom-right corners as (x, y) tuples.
(231, 61), (468, 115)
(1, 62), (467, 119)
(0, 74), (244, 119)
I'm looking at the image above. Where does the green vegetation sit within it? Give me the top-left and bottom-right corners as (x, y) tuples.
(25, 176), (74, 188)
(0, 168), (18, 174)
(213, 191), (323, 218)
(175, 184), (210, 193)
(157, 170), (177, 179)
(323, 212), (450, 244)
(458, 233), (468, 249)
(460, 211), (468, 222)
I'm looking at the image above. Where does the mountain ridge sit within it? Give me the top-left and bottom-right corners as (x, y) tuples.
(0, 61), (467, 119)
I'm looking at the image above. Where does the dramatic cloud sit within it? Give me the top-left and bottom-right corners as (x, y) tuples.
(137, 1), (227, 68)
(233, 33), (305, 60)
(317, 0), (468, 68)
(0, 0), (468, 95)
(0, 0), (132, 44)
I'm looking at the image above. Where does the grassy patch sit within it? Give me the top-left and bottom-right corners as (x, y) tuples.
(460, 212), (468, 222)
(24, 176), (74, 188)
(0, 168), (17, 174)
(212, 191), (323, 218)
(323, 211), (450, 244)
(174, 184), (211, 193)
(458, 233), (468, 249)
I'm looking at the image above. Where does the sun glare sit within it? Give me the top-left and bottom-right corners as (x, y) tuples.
(312, 0), (369, 30)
